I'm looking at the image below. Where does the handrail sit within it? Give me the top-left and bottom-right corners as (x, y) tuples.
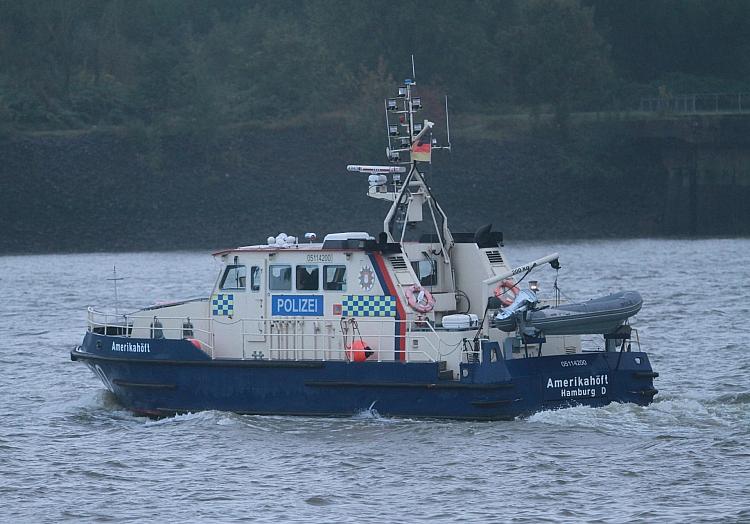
(86, 307), (216, 354)
(639, 92), (750, 114)
(242, 318), (440, 362)
(85, 306), (464, 363)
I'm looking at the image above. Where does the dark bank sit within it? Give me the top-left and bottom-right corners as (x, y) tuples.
(2, 112), (750, 254)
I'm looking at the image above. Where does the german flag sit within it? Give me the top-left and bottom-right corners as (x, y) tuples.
(411, 138), (431, 163)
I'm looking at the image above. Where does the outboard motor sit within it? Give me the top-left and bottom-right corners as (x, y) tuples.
(493, 289), (538, 331)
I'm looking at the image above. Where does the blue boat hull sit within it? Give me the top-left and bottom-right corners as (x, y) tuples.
(72, 333), (658, 420)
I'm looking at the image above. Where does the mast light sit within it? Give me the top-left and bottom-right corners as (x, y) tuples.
(387, 98), (398, 111)
(397, 86), (407, 98)
(413, 122), (423, 133)
(412, 97), (422, 110)
(389, 124), (399, 136)
(368, 174), (388, 187)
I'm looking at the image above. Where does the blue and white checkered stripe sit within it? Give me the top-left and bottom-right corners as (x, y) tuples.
(212, 293), (234, 316)
(342, 295), (396, 317)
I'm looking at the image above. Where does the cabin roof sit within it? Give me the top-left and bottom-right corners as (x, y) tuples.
(213, 231), (379, 257)
(212, 243), (325, 257)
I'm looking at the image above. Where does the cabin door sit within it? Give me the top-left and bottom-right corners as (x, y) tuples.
(211, 264), (246, 358)
(244, 264), (266, 342)
(211, 263), (265, 358)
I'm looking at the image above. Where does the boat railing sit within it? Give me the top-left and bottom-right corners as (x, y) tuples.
(86, 307), (465, 363)
(581, 327), (642, 353)
(631, 328), (642, 352)
(87, 307), (217, 355)
(254, 317), (468, 363)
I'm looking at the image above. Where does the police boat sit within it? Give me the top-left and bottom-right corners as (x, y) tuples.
(71, 67), (658, 420)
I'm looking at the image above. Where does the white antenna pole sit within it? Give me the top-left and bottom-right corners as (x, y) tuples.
(384, 99), (390, 143)
(411, 54), (416, 80)
(107, 265), (124, 316)
(445, 95), (451, 151)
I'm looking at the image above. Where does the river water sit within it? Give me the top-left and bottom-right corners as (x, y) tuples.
(1, 239), (748, 522)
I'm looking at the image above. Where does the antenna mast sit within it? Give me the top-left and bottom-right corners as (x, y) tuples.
(346, 58), (455, 252)
(382, 57), (451, 165)
(107, 265), (124, 315)
(445, 95), (452, 151)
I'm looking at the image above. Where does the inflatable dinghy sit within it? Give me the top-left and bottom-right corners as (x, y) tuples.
(494, 290), (643, 335)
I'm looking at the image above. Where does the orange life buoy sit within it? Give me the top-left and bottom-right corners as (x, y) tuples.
(494, 279), (520, 307)
(407, 284), (435, 313)
(346, 339), (373, 362)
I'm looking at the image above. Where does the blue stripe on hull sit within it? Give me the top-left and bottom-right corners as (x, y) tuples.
(73, 333), (657, 420)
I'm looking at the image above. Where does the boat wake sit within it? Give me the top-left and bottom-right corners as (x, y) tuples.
(143, 410), (242, 427)
(353, 401), (385, 420)
(526, 395), (740, 437)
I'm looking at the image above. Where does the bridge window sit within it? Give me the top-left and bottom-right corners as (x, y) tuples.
(324, 265), (347, 291)
(296, 265), (319, 291)
(412, 259), (437, 287)
(250, 266), (262, 291)
(220, 265), (246, 290)
(269, 265), (292, 290)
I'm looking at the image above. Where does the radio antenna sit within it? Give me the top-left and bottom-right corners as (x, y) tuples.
(107, 265), (124, 315)
(445, 95), (452, 151)
(411, 54), (416, 80)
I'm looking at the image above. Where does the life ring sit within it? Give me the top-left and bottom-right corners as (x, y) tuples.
(494, 279), (520, 307)
(407, 284), (435, 313)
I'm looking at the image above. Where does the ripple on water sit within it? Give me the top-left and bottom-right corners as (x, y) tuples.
(304, 496), (334, 507)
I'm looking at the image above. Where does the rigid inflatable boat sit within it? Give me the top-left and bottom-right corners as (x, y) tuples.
(494, 291), (643, 336)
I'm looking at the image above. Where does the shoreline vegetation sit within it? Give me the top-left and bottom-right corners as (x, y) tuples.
(4, 1), (749, 135)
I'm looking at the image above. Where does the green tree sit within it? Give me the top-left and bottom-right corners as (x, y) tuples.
(500, 0), (613, 123)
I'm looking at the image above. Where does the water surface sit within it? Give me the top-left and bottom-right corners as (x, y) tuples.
(1, 239), (748, 522)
